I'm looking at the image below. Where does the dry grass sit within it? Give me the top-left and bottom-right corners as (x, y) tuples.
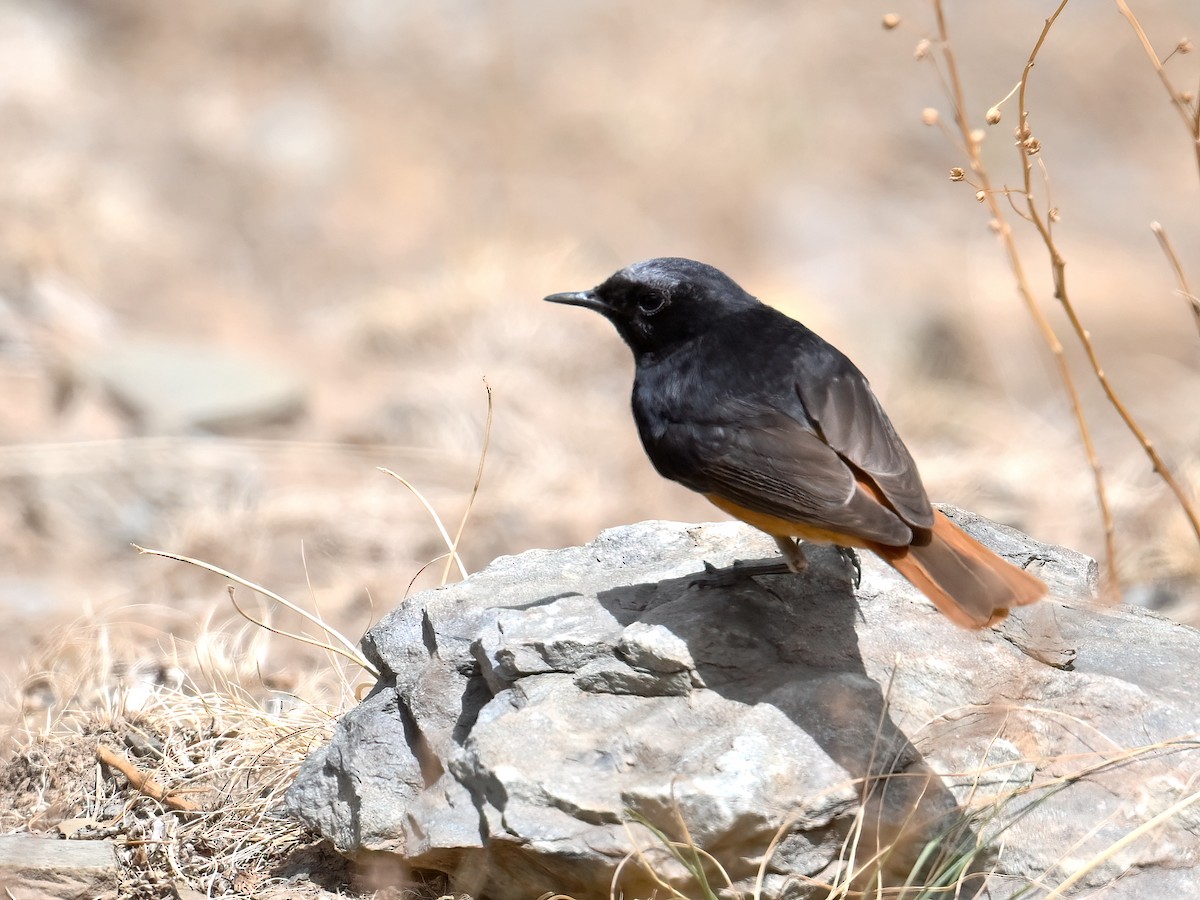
(0, 603), (356, 897)
(576, 692), (1200, 900)
(0, 387), (492, 897)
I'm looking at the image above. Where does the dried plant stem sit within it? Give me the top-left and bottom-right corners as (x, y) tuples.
(441, 377), (494, 584)
(1044, 786), (1200, 899)
(1151, 221), (1200, 338)
(931, 0), (1119, 591)
(1113, 0), (1200, 180)
(379, 468), (469, 581)
(132, 546), (380, 678)
(1011, 6), (1200, 553)
(225, 587), (358, 670)
(96, 744), (199, 812)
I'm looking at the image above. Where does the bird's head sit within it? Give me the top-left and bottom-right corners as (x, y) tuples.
(545, 257), (759, 357)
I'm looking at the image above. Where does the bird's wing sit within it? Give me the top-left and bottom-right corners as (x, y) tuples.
(649, 406), (914, 546)
(796, 368), (934, 530)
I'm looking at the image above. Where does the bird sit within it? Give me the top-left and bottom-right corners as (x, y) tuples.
(545, 257), (1046, 628)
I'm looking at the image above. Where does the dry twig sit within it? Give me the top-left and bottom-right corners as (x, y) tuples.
(1151, 221), (1200, 338)
(96, 744), (199, 813)
(929, 0), (1120, 592)
(130, 546), (380, 678)
(928, 0), (1200, 592)
(1009, 3), (1200, 555)
(442, 377), (494, 584)
(1113, 0), (1200, 180)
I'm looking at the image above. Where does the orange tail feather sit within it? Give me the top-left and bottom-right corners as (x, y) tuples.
(872, 511), (1047, 629)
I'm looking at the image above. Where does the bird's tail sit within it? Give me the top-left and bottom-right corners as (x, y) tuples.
(871, 511), (1046, 629)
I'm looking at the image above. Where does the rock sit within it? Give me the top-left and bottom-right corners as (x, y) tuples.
(82, 339), (305, 433)
(0, 833), (118, 900)
(287, 508), (1200, 899)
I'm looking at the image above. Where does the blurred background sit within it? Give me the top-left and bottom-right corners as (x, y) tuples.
(1, 0), (1198, 700)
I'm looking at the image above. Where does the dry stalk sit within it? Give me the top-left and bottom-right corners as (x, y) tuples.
(96, 744), (199, 812)
(1113, 0), (1200, 180)
(1044, 786), (1200, 899)
(1008, 4), (1200, 553)
(1150, 221), (1200, 338)
(378, 468), (469, 581)
(1117, 3), (1200, 338)
(929, 0), (1119, 593)
(131, 546), (380, 678)
(442, 377), (494, 584)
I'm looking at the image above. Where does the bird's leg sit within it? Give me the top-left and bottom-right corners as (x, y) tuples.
(836, 545), (862, 588)
(773, 536), (808, 574)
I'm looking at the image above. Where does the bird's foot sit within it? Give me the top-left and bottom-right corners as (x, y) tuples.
(836, 545), (862, 588)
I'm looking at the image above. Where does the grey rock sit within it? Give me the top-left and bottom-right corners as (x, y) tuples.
(0, 833), (117, 900)
(82, 339), (305, 432)
(287, 509), (1200, 899)
(287, 685), (427, 851)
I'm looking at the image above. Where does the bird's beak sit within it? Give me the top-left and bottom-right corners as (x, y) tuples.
(544, 290), (610, 314)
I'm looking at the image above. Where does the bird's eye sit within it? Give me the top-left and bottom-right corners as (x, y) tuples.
(638, 290), (669, 316)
